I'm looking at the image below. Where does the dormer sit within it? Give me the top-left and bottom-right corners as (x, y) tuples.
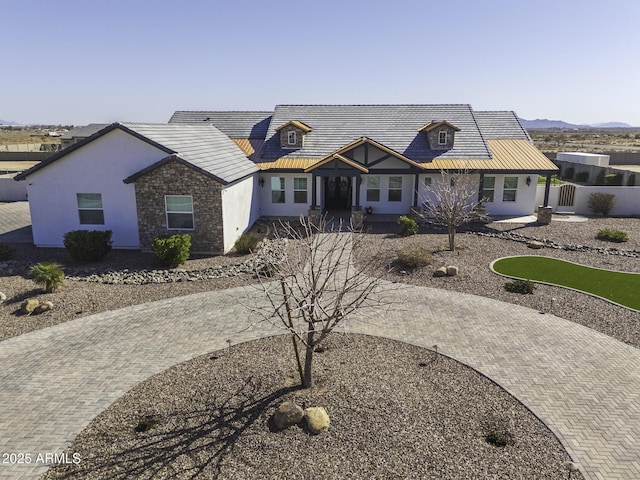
(275, 120), (312, 149)
(418, 120), (460, 150)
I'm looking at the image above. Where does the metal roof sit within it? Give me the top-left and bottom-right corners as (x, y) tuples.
(261, 104), (491, 160)
(168, 111), (272, 139)
(254, 158), (318, 170)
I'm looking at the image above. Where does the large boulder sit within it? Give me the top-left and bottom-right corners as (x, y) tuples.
(527, 241), (545, 249)
(273, 402), (304, 431)
(35, 301), (54, 314)
(305, 407), (330, 434)
(21, 298), (40, 315)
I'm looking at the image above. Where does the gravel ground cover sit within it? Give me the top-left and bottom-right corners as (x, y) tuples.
(42, 334), (582, 480)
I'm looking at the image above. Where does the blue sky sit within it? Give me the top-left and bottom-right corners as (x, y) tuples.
(3, 0), (639, 126)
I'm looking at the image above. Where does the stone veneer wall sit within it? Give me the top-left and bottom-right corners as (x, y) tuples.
(279, 125), (304, 148)
(133, 160), (224, 253)
(426, 126), (456, 150)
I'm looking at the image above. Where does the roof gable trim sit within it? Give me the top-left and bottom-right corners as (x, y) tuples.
(417, 120), (461, 132)
(274, 120), (313, 132)
(304, 154), (369, 173)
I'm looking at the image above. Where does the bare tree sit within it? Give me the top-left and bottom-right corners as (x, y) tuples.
(417, 170), (489, 251)
(249, 216), (387, 388)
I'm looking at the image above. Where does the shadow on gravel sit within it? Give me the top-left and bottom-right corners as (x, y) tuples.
(45, 377), (299, 480)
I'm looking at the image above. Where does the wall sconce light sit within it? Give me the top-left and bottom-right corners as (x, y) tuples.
(526, 176), (532, 186)
(259, 177), (265, 188)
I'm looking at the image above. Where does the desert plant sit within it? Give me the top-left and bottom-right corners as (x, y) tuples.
(575, 171), (589, 182)
(134, 415), (159, 433)
(234, 233), (259, 254)
(63, 230), (113, 262)
(397, 215), (418, 237)
(395, 246), (432, 270)
(596, 228), (628, 243)
(0, 243), (14, 261)
(30, 262), (64, 293)
(151, 233), (192, 267)
(588, 193), (616, 215)
(504, 279), (535, 294)
(483, 412), (514, 448)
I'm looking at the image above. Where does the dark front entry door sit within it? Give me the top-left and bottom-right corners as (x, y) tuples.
(324, 176), (351, 210)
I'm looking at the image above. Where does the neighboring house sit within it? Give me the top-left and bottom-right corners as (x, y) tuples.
(60, 123), (109, 149)
(16, 104), (557, 253)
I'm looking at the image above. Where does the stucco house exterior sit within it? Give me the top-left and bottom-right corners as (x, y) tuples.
(16, 104), (557, 253)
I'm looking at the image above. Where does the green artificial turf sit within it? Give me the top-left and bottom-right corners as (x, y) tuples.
(492, 256), (640, 311)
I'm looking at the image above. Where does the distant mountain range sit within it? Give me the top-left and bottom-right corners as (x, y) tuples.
(519, 118), (635, 129)
(0, 119), (19, 126)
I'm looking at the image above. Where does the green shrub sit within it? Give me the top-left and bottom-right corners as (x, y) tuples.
(588, 193), (616, 215)
(63, 230), (113, 262)
(31, 262), (64, 293)
(605, 173), (622, 186)
(397, 215), (418, 237)
(0, 243), (14, 261)
(575, 171), (589, 182)
(596, 228), (628, 243)
(234, 233), (259, 254)
(151, 233), (192, 267)
(396, 246), (432, 270)
(504, 279), (535, 294)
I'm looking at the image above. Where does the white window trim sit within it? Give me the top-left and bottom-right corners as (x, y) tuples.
(271, 177), (286, 203)
(366, 175), (381, 202)
(293, 177), (308, 204)
(77, 193), (105, 225)
(482, 177), (495, 203)
(438, 131), (447, 145)
(287, 130), (297, 145)
(388, 176), (403, 202)
(502, 177), (518, 202)
(165, 195), (194, 230)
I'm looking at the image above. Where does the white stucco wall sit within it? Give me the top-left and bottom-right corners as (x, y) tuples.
(359, 173), (415, 214)
(419, 173), (537, 217)
(536, 184), (640, 215)
(221, 175), (257, 253)
(256, 173), (312, 217)
(22, 129), (166, 248)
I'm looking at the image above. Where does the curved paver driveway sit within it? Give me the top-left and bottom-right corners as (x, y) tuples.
(0, 282), (638, 479)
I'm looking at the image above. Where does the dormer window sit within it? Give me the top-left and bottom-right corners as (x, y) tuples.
(276, 120), (313, 149)
(418, 120), (460, 150)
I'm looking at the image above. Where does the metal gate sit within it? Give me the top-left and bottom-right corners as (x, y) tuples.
(558, 184), (576, 209)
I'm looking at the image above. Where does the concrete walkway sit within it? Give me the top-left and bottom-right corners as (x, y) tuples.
(1, 284), (639, 478)
(0, 201), (32, 243)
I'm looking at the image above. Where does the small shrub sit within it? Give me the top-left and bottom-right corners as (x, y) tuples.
(396, 246), (432, 270)
(151, 233), (192, 267)
(63, 230), (113, 262)
(134, 415), (159, 433)
(588, 193), (617, 215)
(234, 233), (259, 254)
(0, 243), (14, 261)
(575, 171), (589, 182)
(31, 262), (64, 293)
(596, 228), (628, 243)
(504, 279), (535, 294)
(484, 413), (514, 448)
(397, 215), (418, 237)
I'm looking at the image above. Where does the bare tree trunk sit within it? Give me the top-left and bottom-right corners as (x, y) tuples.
(303, 329), (315, 388)
(281, 279), (304, 385)
(448, 225), (456, 251)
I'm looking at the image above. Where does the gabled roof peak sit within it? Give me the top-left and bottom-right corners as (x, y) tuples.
(418, 120), (461, 132)
(275, 120), (313, 132)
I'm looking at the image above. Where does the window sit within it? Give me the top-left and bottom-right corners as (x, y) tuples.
(287, 131), (296, 145)
(388, 176), (402, 202)
(366, 176), (380, 202)
(294, 177), (307, 203)
(438, 131), (447, 145)
(77, 193), (104, 225)
(503, 177), (518, 202)
(271, 177), (285, 203)
(482, 176), (495, 202)
(165, 195), (194, 229)
(424, 177), (432, 187)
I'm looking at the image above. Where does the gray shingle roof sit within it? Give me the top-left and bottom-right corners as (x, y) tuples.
(122, 123), (257, 184)
(60, 123), (109, 140)
(168, 111), (272, 139)
(473, 111), (532, 141)
(261, 105), (491, 160)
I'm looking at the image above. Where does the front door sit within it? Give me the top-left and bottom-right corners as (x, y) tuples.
(324, 177), (351, 210)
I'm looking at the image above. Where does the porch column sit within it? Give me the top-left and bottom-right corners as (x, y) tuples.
(311, 172), (317, 208)
(355, 176), (361, 208)
(543, 173), (552, 206)
(413, 173), (420, 207)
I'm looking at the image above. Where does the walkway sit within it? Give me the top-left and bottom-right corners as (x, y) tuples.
(1, 277), (639, 478)
(0, 201), (32, 243)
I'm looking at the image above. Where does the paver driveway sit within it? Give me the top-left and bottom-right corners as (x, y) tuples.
(0, 280), (639, 479)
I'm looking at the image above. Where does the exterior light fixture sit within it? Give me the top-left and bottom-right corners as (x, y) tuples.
(526, 176), (532, 186)
(259, 177), (265, 188)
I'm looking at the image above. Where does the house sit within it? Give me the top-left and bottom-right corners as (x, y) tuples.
(16, 104), (558, 253)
